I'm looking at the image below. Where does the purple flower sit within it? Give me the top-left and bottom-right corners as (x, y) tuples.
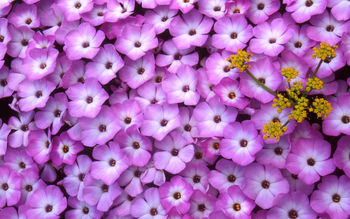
(7, 25), (34, 58)
(90, 141), (129, 185)
(226, 0), (251, 16)
(333, 136), (350, 178)
(243, 163), (289, 209)
(130, 187), (167, 218)
(249, 18), (294, 56)
(246, 0), (280, 24)
(178, 107), (198, 143)
(20, 169), (46, 205)
(105, 0), (135, 22)
(328, 0), (350, 21)
(140, 162), (166, 186)
(65, 197), (103, 219)
(189, 190), (216, 219)
(4, 148), (37, 174)
(115, 23), (158, 61)
(8, 3), (39, 28)
(153, 131), (194, 174)
(221, 121), (263, 166)
(0, 165), (21, 207)
(141, 103), (181, 141)
(180, 163), (209, 193)
(8, 111), (36, 148)
(111, 99), (143, 131)
(205, 51), (238, 85)
(25, 185), (67, 219)
(216, 185), (255, 219)
(169, 0), (198, 14)
(159, 175), (194, 214)
(286, 138), (335, 184)
(66, 78), (108, 118)
(342, 33), (350, 65)
(64, 22), (105, 60)
(56, 0), (93, 21)
(310, 175), (350, 218)
(61, 60), (86, 89)
(81, 4), (108, 26)
(198, 0), (226, 20)
(144, 6), (177, 34)
(0, 18), (11, 46)
(286, 0), (327, 23)
(118, 166), (147, 197)
(212, 14), (253, 52)
(286, 25), (316, 57)
(51, 132), (83, 166)
(193, 98), (237, 138)
(267, 192), (317, 218)
(169, 9), (213, 50)
(0, 119), (10, 155)
(26, 130), (51, 164)
(85, 44), (124, 85)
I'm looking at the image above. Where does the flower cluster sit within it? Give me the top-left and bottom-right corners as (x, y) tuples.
(0, 0), (349, 219)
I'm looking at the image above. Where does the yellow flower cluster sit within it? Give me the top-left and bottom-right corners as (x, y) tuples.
(273, 94), (291, 113)
(309, 98), (332, 119)
(312, 42), (337, 61)
(289, 97), (309, 122)
(286, 81), (303, 100)
(281, 68), (299, 83)
(226, 50), (252, 72)
(305, 77), (323, 92)
(262, 121), (288, 141)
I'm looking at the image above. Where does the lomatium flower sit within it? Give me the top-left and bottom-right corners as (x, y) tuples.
(281, 67), (298, 83)
(312, 42), (337, 62)
(309, 97), (332, 119)
(226, 49), (252, 72)
(262, 121), (287, 141)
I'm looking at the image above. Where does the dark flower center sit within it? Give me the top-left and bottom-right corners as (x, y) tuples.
(0, 35), (4, 42)
(78, 173), (85, 181)
(57, 21), (62, 27)
(151, 98), (158, 104)
(269, 38), (276, 44)
(99, 124), (106, 132)
(138, 68), (145, 75)
(305, 0), (313, 7)
(173, 192), (181, 199)
(230, 32), (238, 39)
(228, 92), (236, 99)
(274, 147), (283, 155)
(75, 2), (82, 9)
(109, 159), (116, 166)
(124, 117), (132, 124)
(213, 6), (221, 11)
(2, 183), (8, 191)
(134, 41), (142, 48)
(257, 3), (265, 10)
(133, 141), (140, 149)
(150, 208), (158, 215)
(82, 207), (89, 214)
(101, 184), (109, 192)
(62, 145), (69, 153)
(182, 85), (190, 92)
(233, 203), (241, 211)
(291, 174), (298, 179)
(45, 141), (50, 148)
(86, 96), (93, 103)
(195, 152), (203, 159)
(198, 203), (206, 212)
(184, 0), (190, 2)
(161, 16), (168, 22)
(184, 124), (192, 132)
(307, 158), (316, 166)
(227, 174), (236, 182)
(223, 66), (231, 72)
(127, 195), (134, 201)
(160, 119), (168, 127)
(35, 91), (43, 98)
(189, 29), (196, 36)
(105, 62), (113, 69)
(240, 139), (248, 147)
(25, 18), (32, 25)
(19, 161), (26, 169)
(233, 8), (240, 13)
(82, 42), (90, 48)
(272, 117), (280, 123)
(134, 170), (141, 177)
(0, 79), (7, 87)
(21, 39), (29, 46)
(326, 25), (334, 32)
(78, 77), (85, 83)
(174, 53), (182, 60)
(288, 209), (298, 218)
(261, 180), (270, 189)
(193, 175), (201, 183)
(45, 205), (53, 212)
(21, 124), (29, 131)
(25, 184), (33, 192)
(294, 41), (302, 48)
(97, 12), (104, 16)
(307, 158), (315, 166)
(54, 109), (61, 117)
(213, 115), (221, 123)
(332, 193), (341, 202)
(342, 115), (350, 124)
(213, 142), (220, 150)
(155, 76), (162, 83)
(258, 78), (266, 84)
(171, 149), (179, 156)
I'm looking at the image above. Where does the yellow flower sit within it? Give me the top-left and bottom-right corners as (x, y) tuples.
(281, 68), (299, 83)
(305, 77), (323, 92)
(273, 94), (291, 113)
(286, 81), (304, 100)
(226, 50), (252, 72)
(309, 98), (332, 119)
(312, 42), (337, 62)
(262, 121), (288, 141)
(289, 97), (309, 122)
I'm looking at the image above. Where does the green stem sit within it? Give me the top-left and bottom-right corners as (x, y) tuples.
(282, 119), (291, 128)
(311, 59), (323, 78)
(245, 69), (277, 97)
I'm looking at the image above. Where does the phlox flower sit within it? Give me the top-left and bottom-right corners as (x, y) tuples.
(0, 165), (21, 208)
(65, 197), (103, 219)
(246, 0), (280, 24)
(286, 0), (327, 23)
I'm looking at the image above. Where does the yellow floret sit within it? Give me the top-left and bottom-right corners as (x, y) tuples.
(226, 50), (252, 72)
(312, 42), (337, 62)
(309, 98), (332, 119)
(273, 94), (291, 113)
(262, 121), (288, 141)
(281, 67), (299, 83)
(305, 77), (323, 92)
(289, 97), (309, 122)
(286, 81), (304, 100)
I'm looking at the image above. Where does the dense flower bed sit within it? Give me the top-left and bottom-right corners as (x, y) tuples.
(0, 0), (350, 218)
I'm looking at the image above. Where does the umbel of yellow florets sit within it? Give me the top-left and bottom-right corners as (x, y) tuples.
(281, 67), (299, 83)
(273, 94), (291, 113)
(262, 121), (288, 141)
(309, 98), (332, 119)
(289, 96), (309, 122)
(305, 77), (323, 92)
(286, 81), (304, 100)
(226, 50), (252, 72)
(312, 42), (338, 62)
